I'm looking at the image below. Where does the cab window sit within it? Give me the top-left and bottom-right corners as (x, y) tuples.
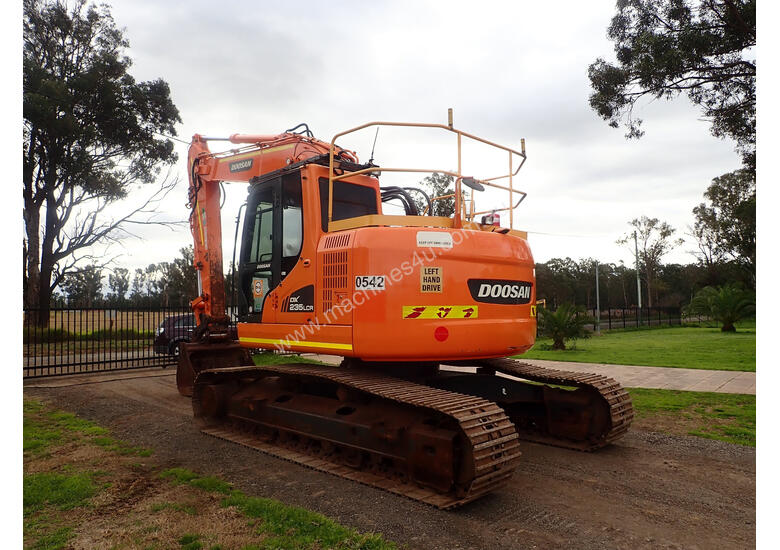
(282, 176), (303, 257)
(248, 198), (273, 264)
(318, 178), (378, 231)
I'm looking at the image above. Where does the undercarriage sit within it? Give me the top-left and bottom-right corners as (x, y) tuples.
(179, 347), (633, 508)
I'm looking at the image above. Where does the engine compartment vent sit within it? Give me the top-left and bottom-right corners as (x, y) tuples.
(322, 250), (348, 313)
(323, 232), (351, 249)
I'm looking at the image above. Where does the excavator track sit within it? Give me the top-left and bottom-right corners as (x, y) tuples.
(475, 358), (633, 451)
(193, 364), (522, 509)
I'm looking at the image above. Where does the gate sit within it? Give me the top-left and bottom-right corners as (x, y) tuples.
(23, 306), (194, 378)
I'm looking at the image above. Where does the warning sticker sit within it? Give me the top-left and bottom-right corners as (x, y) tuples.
(402, 306), (478, 319)
(530, 305), (537, 318)
(420, 266), (443, 293)
(252, 278), (264, 298)
(416, 231), (453, 248)
(251, 276), (270, 312)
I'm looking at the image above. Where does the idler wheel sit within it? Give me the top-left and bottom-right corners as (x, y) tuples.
(197, 384), (229, 419)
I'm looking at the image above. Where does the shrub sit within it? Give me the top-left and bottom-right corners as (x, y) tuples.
(686, 284), (755, 332)
(537, 303), (593, 350)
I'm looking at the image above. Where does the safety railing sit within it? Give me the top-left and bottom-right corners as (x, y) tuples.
(327, 109), (527, 231)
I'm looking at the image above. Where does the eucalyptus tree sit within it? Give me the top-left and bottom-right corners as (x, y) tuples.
(23, 0), (181, 324)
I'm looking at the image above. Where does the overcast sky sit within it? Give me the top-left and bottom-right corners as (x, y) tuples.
(72, 0), (747, 273)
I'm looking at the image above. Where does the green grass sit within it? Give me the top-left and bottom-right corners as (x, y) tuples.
(161, 467), (395, 550)
(24, 398), (152, 457)
(161, 468), (232, 494)
(520, 325), (755, 371)
(46, 410), (110, 435)
(629, 387), (755, 446)
(93, 435), (154, 457)
(224, 492), (393, 550)
(252, 351), (325, 366)
(179, 533), (203, 550)
(150, 502), (198, 515)
(24, 400), (107, 456)
(29, 527), (73, 550)
(24, 472), (97, 514)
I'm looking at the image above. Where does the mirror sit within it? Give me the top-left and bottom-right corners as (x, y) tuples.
(461, 177), (485, 192)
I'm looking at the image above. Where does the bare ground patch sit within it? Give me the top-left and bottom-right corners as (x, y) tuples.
(72, 479), (257, 549)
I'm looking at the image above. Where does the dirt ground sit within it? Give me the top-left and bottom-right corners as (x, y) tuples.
(24, 370), (756, 550)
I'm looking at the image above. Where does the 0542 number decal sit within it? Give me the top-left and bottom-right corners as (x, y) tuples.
(355, 275), (386, 291)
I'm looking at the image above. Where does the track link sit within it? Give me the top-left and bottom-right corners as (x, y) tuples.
(194, 364), (522, 509)
(477, 358), (634, 450)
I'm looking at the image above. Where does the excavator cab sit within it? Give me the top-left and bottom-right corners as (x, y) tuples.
(236, 163), (383, 327)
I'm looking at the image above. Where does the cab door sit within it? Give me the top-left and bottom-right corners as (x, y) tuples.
(238, 172), (304, 323)
(239, 179), (279, 322)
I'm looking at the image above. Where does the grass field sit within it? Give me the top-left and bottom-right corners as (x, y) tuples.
(628, 388), (755, 446)
(520, 324), (756, 371)
(23, 398), (395, 550)
(252, 351), (324, 366)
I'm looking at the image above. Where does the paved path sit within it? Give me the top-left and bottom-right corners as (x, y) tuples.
(24, 356), (755, 395)
(516, 359), (755, 394)
(302, 354), (756, 395)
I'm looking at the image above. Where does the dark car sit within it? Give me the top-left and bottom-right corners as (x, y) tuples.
(153, 314), (196, 356)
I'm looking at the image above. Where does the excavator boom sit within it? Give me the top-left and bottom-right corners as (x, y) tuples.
(186, 130), (355, 327)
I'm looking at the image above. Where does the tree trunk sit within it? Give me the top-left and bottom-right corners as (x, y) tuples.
(23, 196), (41, 311)
(645, 267), (654, 308)
(621, 275), (628, 308)
(36, 265), (54, 328)
(23, 126), (40, 312)
(35, 188), (60, 327)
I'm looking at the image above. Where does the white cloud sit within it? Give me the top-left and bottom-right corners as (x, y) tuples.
(82, 0), (744, 273)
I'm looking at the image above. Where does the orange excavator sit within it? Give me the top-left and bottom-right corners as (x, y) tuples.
(177, 111), (633, 508)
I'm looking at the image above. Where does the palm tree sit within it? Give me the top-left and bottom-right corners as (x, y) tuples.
(687, 284), (755, 332)
(537, 303), (593, 350)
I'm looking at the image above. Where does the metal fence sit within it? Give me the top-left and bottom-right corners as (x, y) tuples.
(23, 306), (196, 378)
(584, 306), (683, 331)
(23, 304), (692, 378)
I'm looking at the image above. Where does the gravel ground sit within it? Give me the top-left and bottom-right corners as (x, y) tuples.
(24, 371), (755, 550)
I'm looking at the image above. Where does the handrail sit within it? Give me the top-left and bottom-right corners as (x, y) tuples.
(327, 110), (527, 231)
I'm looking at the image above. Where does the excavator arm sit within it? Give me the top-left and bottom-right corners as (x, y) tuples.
(185, 129), (357, 334)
